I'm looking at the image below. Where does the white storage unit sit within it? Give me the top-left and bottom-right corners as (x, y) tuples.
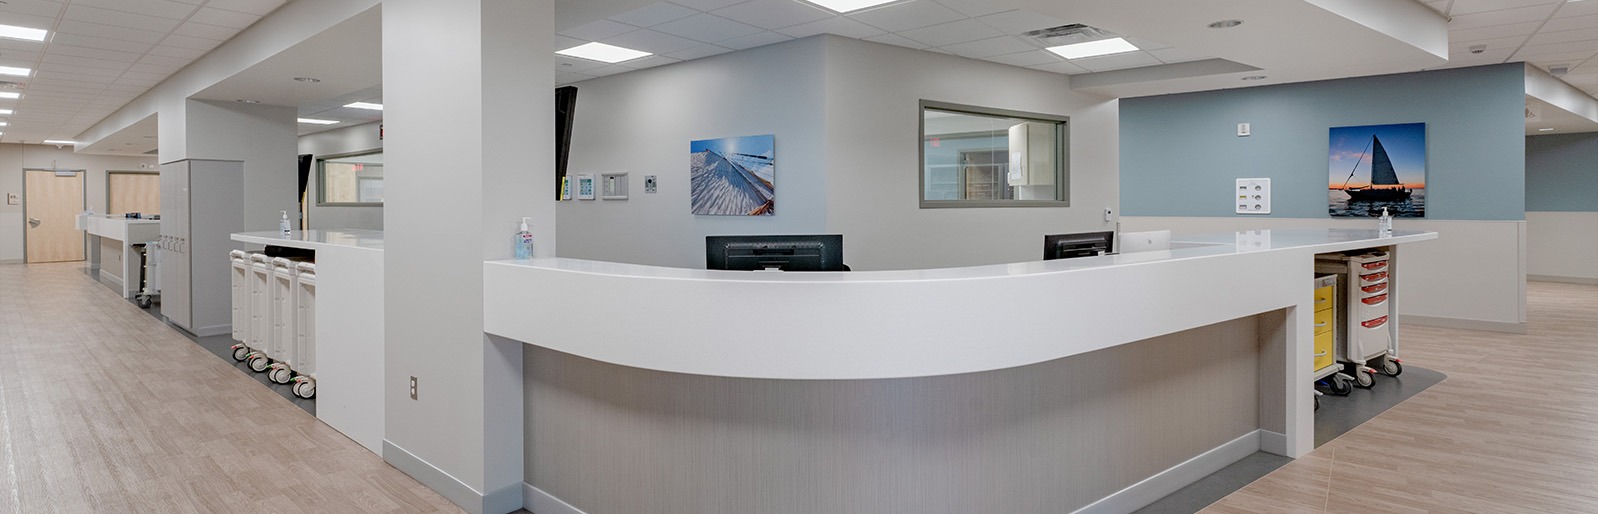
(1316, 250), (1403, 388)
(292, 262), (317, 399)
(245, 253), (274, 373)
(159, 159), (244, 336)
(229, 250), (249, 343)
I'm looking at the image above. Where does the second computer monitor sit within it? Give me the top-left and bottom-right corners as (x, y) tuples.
(706, 234), (846, 272)
(1043, 231), (1114, 260)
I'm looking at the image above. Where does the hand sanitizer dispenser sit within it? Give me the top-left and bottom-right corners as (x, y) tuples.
(1378, 208), (1392, 237)
(280, 210), (292, 236)
(513, 217), (534, 260)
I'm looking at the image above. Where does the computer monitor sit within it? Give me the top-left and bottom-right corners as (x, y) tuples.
(706, 234), (846, 272)
(1118, 230), (1172, 253)
(1043, 231), (1114, 260)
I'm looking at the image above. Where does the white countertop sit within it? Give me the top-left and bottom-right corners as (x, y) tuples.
(232, 229), (385, 252)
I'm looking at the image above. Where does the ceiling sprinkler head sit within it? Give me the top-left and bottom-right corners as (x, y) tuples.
(1468, 44), (1486, 54)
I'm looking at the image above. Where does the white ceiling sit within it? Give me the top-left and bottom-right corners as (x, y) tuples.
(0, 0), (289, 145)
(1423, 0), (1598, 97)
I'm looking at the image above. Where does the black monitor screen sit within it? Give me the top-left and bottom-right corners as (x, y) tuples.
(1044, 231), (1114, 260)
(706, 234), (845, 272)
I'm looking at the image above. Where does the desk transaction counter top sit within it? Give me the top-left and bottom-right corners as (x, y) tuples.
(232, 229), (385, 252)
(485, 228), (1437, 381)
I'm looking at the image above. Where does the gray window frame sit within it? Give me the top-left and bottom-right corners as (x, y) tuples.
(918, 99), (1070, 209)
(317, 150), (385, 207)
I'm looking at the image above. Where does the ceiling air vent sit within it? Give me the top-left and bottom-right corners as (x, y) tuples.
(0, 81), (25, 89)
(1022, 24), (1120, 47)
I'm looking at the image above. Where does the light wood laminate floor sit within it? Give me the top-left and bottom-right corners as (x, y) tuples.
(0, 263), (460, 513)
(1205, 280), (1598, 513)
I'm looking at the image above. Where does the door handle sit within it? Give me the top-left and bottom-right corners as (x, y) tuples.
(27, 217), (40, 228)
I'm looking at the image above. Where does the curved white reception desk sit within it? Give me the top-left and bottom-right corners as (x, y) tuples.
(485, 229), (1436, 514)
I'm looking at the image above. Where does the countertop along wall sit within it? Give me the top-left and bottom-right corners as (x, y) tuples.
(0, 144), (159, 263)
(299, 121), (385, 230)
(1525, 132), (1598, 282)
(1120, 63), (1529, 331)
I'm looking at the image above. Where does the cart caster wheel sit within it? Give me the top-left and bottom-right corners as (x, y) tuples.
(248, 355), (270, 373)
(1329, 375), (1353, 396)
(270, 367), (293, 384)
(136, 296), (152, 309)
(293, 380), (315, 399)
(1354, 369), (1375, 388)
(1382, 360), (1403, 377)
(231, 345), (249, 362)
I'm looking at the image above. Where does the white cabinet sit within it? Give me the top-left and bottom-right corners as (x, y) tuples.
(159, 159), (244, 336)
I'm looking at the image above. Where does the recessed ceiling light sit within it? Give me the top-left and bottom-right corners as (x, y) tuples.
(344, 101), (383, 110)
(0, 122), (8, 127)
(293, 77), (321, 83)
(1538, 128), (1555, 131)
(0, 92), (20, 100)
(236, 99), (259, 104)
(0, 66), (30, 77)
(556, 42), (651, 64)
(1045, 37), (1139, 59)
(1208, 20), (1243, 29)
(0, 109), (13, 115)
(44, 139), (76, 145)
(801, 0), (898, 13)
(0, 24), (47, 42)
(1241, 75), (1267, 80)
(297, 118), (339, 125)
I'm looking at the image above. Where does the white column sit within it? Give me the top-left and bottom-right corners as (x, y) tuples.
(381, 1), (555, 513)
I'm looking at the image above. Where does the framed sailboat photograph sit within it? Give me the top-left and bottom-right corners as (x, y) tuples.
(1328, 122), (1426, 217)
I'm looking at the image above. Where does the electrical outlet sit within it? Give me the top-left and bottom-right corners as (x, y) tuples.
(644, 175), (657, 194)
(5, 193), (16, 205)
(409, 376), (418, 400)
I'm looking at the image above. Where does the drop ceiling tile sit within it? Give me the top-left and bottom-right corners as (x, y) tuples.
(48, 34), (156, 53)
(847, 0), (963, 33)
(0, 12), (59, 30)
(40, 53), (133, 70)
(45, 44), (141, 63)
(776, 16), (884, 39)
(1555, 0), (1598, 17)
(1027, 61), (1090, 75)
(1430, 48), (1515, 69)
(933, 0), (1011, 18)
(1516, 39), (1598, 56)
(146, 45), (207, 59)
(1526, 28), (1598, 47)
(616, 54), (682, 70)
(584, 65), (631, 78)
(38, 63), (122, 77)
(1447, 34), (1530, 54)
(976, 10), (1067, 35)
(35, 70), (118, 83)
(663, 43), (733, 60)
(899, 19), (1000, 47)
(711, 0), (832, 30)
(556, 71), (595, 85)
(119, 71), (172, 84)
(1449, 0), (1562, 16)
(1069, 50), (1162, 72)
(0, 50), (42, 63)
(554, 34), (586, 51)
(611, 3), (700, 28)
(56, 20), (167, 44)
(0, 0), (65, 18)
(668, 0), (745, 11)
(559, 18), (640, 41)
(1513, 48), (1597, 62)
(602, 28), (704, 54)
(1122, 37), (1173, 51)
(653, 13), (764, 43)
(0, 39), (47, 53)
(1446, 4), (1561, 30)
(172, 21), (242, 41)
(981, 50), (1061, 67)
(136, 54), (192, 68)
(940, 35), (1034, 58)
(1448, 20), (1543, 41)
(64, 4), (181, 33)
(1541, 14), (1596, 33)
(1424, 0), (1449, 15)
(554, 55), (609, 72)
(717, 30), (792, 50)
(158, 34), (224, 51)
(187, 7), (261, 29)
(862, 33), (929, 49)
(203, 0), (287, 16)
(1148, 47), (1211, 64)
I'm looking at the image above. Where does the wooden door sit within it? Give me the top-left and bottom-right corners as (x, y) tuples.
(24, 170), (86, 263)
(108, 172), (160, 215)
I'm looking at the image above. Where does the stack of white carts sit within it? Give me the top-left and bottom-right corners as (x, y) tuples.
(1314, 251), (1403, 390)
(230, 250), (318, 399)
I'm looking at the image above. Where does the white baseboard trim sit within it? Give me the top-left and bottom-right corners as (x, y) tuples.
(1403, 314), (1527, 334)
(1070, 429), (1262, 514)
(384, 440), (522, 514)
(524, 483), (588, 514)
(1529, 274), (1598, 285)
(1258, 430), (1288, 456)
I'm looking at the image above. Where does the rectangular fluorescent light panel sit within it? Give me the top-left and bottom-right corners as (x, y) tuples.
(0, 92), (20, 99)
(297, 118), (339, 125)
(0, 66), (30, 77)
(556, 42), (651, 64)
(344, 102), (383, 110)
(803, 0), (898, 13)
(1046, 37), (1140, 59)
(0, 24), (47, 42)
(44, 140), (76, 145)
(0, 122), (8, 127)
(0, 109), (13, 115)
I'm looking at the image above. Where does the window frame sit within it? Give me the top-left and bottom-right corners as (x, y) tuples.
(317, 150), (385, 207)
(918, 99), (1070, 209)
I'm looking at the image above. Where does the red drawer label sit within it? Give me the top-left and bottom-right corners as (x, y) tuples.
(1362, 316), (1388, 328)
(1360, 271), (1388, 282)
(1360, 261), (1388, 270)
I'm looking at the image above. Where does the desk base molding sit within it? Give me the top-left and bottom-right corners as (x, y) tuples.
(1071, 429), (1262, 514)
(524, 483), (587, 514)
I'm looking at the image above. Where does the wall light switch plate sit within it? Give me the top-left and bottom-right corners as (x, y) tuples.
(1237, 123), (1250, 137)
(601, 172), (628, 200)
(1236, 178), (1271, 214)
(644, 175), (657, 194)
(575, 174), (596, 200)
(5, 193), (16, 205)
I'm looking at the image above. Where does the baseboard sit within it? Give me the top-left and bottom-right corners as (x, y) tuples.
(524, 483), (587, 514)
(1070, 429), (1261, 514)
(192, 323), (232, 337)
(1403, 314), (1527, 334)
(1258, 430), (1288, 456)
(1529, 274), (1598, 285)
(383, 440), (522, 514)
(0, 259), (21, 265)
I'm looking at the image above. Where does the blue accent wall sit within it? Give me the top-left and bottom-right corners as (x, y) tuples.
(1121, 64), (1526, 220)
(1526, 132), (1598, 212)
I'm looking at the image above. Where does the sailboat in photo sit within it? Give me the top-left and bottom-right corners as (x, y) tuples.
(1340, 135), (1412, 202)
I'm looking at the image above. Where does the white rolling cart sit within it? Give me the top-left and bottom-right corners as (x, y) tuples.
(229, 250), (249, 349)
(1316, 250), (1403, 389)
(244, 253), (275, 373)
(268, 257), (304, 384)
(291, 262), (317, 399)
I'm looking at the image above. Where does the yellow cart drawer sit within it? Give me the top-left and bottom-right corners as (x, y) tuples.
(1314, 308), (1335, 335)
(1314, 285), (1335, 312)
(1314, 330), (1335, 371)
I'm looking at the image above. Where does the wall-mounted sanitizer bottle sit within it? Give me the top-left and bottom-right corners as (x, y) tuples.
(514, 217), (534, 260)
(280, 210), (292, 237)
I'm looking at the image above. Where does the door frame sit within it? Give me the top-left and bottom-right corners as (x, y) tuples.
(21, 168), (88, 263)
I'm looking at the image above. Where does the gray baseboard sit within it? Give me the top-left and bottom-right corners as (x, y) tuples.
(1070, 430), (1262, 514)
(0, 259), (21, 265)
(384, 440), (522, 514)
(1529, 274), (1598, 285)
(524, 483), (588, 514)
(1402, 314), (1527, 334)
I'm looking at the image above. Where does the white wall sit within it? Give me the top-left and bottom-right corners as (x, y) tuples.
(0, 144), (158, 263)
(1526, 211), (1598, 283)
(557, 35), (1120, 270)
(557, 37), (828, 268)
(179, 99), (300, 233)
(822, 36), (1120, 270)
(299, 121), (384, 230)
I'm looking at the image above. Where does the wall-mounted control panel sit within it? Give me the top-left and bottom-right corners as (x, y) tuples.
(601, 172), (628, 200)
(575, 174), (596, 200)
(1236, 178), (1271, 215)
